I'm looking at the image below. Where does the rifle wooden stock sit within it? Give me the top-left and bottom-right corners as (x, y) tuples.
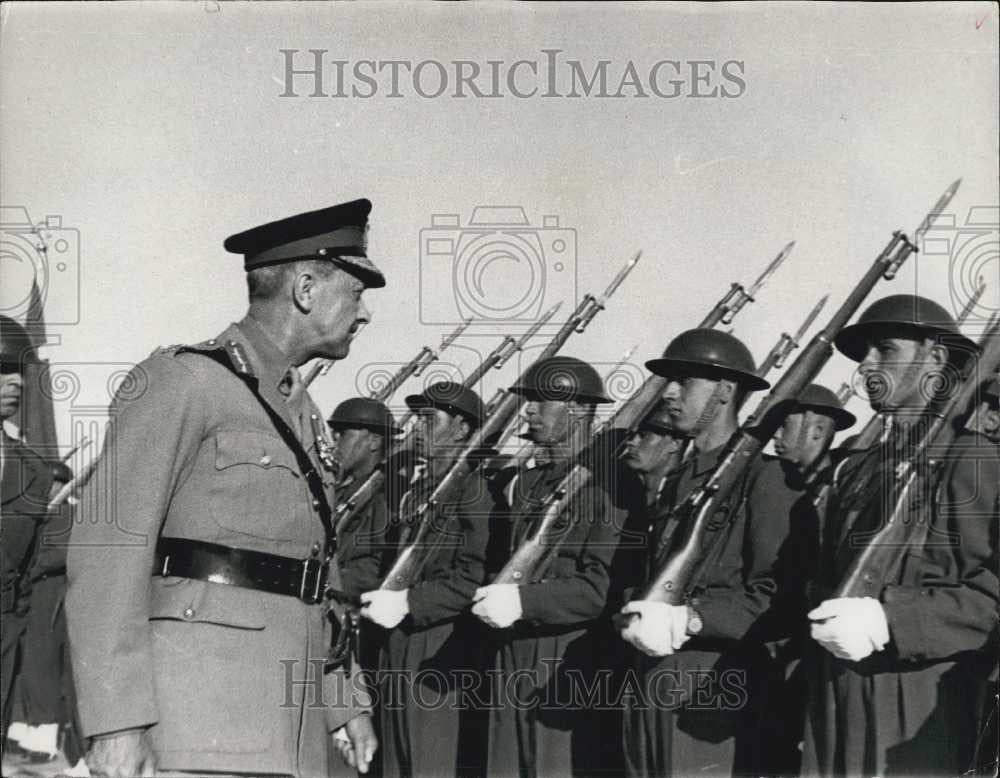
(637, 225), (926, 609)
(493, 464), (593, 584)
(833, 322), (1000, 598)
(380, 255), (638, 590)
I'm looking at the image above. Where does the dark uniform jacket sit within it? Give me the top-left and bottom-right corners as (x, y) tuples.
(1, 431), (51, 612)
(624, 446), (802, 778)
(378, 466), (494, 777)
(803, 430), (1000, 777)
(487, 455), (622, 778)
(65, 317), (370, 776)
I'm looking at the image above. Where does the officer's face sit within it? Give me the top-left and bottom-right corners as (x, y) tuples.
(661, 374), (724, 433)
(0, 368), (22, 421)
(857, 335), (943, 412)
(313, 270), (371, 360)
(523, 398), (575, 446)
(623, 429), (681, 474)
(331, 426), (381, 475)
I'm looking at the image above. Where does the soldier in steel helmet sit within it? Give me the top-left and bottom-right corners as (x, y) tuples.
(473, 355), (624, 777)
(802, 294), (999, 777)
(753, 384), (857, 776)
(328, 397), (402, 600)
(1, 315), (53, 747)
(65, 200), (382, 777)
(358, 381), (495, 778)
(618, 328), (803, 777)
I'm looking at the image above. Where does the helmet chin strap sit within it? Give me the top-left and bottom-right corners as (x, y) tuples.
(685, 380), (730, 443)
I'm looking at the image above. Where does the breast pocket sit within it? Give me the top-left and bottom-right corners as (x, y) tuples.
(213, 429), (302, 541)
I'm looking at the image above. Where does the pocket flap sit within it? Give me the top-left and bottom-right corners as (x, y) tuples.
(150, 576), (266, 630)
(215, 429), (298, 475)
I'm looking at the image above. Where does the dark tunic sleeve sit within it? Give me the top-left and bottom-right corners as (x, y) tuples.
(407, 472), (493, 628)
(883, 435), (1000, 661)
(695, 458), (801, 641)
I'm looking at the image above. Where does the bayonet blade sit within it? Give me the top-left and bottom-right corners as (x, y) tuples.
(914, 178), (962, 247)
(599, 250), (642, 302)
(957, 275), (987, 325)
(747, 241), (794, 298)
(795, 294), (828, 342)
(440, 317), (472, 351)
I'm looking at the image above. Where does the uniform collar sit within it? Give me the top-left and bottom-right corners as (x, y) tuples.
(687, 443), (726, 478)
(233, 315), (297, 396)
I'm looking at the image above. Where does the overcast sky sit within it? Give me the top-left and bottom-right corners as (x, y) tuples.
(2, 1), (997, 459)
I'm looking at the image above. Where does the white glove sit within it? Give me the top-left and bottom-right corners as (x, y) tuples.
(471, 584), (523, 629)
(360, 589), (410, 629)
(808, 597), (890, 662)
(618, 601), (690, 657)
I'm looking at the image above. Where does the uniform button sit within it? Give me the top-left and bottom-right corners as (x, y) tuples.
(311, 543), (321, 557)
(312, 498), (321, 509)
(260, 455), (272, 466)
(183, 607), (195, 619)
(208, 339), (216, 345)
(689, 597), (700, 607)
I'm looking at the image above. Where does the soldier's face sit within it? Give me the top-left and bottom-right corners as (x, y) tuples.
(314, 270), (371, 360)
(0, 369), (22, 421)
(773, 411), (829, 469)
(414, 408), (466, 460)
(331, 426), (379, 475)
(661, 374), (722, 433)
(623, 429), (681, 474)
(523, 398), (572, 446)
(857, 335), (940, 411)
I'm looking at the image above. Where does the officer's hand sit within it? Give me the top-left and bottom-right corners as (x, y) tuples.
(619, 601), (690, 656)
(808, 597), (889, 662)
(359, 589), (409, 629)
(334, 714), (378, 774)
(471, 584), (522, 629)
(86, 728), (156, 777)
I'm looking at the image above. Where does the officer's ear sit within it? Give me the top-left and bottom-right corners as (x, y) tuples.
(291, 267), (319, 313)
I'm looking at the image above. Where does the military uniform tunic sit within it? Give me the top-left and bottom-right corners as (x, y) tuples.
(486, 456), (622, 778)
(623, 447), (802, 778)
(378, 467), (493, 778)
(66, 316), (370, 776)
(802, 430), (1000, 777)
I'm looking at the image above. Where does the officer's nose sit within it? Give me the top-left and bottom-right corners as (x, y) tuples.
(357, 298), (372, 325)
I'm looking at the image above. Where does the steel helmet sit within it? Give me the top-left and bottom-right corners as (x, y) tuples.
(645, 328), (769, 391)
(328, 397), (401, 436)
(791, 384), (856, 431)
(508, 356), (612, 404)
(405, 381), (486, 428)
(834, 294), (977, 363)
(0, 315), (36, 371)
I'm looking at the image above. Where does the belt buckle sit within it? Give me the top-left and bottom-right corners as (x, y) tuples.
(299, 558), (325, 604)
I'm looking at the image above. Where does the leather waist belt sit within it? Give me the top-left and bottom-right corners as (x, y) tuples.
(154, 537), (328, 605)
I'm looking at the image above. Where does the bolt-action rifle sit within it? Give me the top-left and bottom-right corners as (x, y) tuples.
(617, 181), (960, 623)
(832, 314), (998, 598)
(380, 252), (641, 591)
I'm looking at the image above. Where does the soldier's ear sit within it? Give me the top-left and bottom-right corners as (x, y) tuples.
(926, 340), (949, 368)
(716, 380), (736, 404)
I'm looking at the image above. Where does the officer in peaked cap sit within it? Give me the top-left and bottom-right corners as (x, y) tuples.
(65, 199), (383, 778)
(359, 379), (495, 777)
(621, 328), (802, 778)
(803, 294), (997, 777)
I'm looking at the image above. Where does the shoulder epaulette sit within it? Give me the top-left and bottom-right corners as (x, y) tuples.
(151, 338), (256, 379)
